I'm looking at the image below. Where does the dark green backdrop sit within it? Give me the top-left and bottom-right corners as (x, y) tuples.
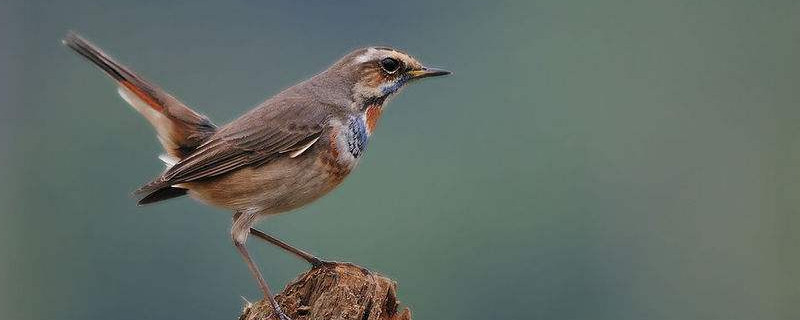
(2, 0), (798, 319)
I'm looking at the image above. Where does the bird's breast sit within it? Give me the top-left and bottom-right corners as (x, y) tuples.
(321, 106), (384, 175)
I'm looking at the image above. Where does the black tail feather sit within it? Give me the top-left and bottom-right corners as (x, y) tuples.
(62, 32), (129, 82)
(137, 186), (188, 205)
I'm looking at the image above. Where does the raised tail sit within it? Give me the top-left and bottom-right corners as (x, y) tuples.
(64, 31), (218, 204)
(63, 32), (217, 158)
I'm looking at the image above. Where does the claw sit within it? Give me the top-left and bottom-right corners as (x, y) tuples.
(310, 258), (335, 269)
(311, 260), (371, 276)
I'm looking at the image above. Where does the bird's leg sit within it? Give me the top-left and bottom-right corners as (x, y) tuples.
(232, 212), (291, 320)
(249, 228), (370, 275)
(249, 227), (329, 267)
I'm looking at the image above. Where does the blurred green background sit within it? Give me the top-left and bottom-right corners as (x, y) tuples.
(2, 0), (799, 319)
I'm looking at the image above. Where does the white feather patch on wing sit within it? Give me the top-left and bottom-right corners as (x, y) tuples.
(117, 86), (177, 150)
(158, 153), (179, 168)
(286, 136), (320, 158)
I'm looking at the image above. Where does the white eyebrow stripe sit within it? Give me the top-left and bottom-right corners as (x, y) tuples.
(353, 48), (381, 64)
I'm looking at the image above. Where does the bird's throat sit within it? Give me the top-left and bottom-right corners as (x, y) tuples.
(364, 104), (383, 134)
(359, 95), (387, 135)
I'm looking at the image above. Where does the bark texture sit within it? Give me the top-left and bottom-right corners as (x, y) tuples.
(238, 262), (411, 320)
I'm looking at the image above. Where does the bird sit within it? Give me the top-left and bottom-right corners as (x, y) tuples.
(63, 32), (450, 320)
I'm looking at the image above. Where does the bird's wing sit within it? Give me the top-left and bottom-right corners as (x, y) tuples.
(135, 98), (334, 196)
(63, 32), (218, 158)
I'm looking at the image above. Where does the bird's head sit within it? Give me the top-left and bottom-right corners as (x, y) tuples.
(330, 47), (450, 106)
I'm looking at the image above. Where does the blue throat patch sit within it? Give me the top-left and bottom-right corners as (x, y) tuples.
(380, 74), (410, 96)
(347, 116), (368, 157)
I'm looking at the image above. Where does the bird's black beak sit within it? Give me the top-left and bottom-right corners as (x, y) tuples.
(409, 67), (452, 79)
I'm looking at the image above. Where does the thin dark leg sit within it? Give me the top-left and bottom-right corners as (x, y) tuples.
(232, 211), (291, 320)
(233, 240), (291, 320)
(249, 228), (326, 267)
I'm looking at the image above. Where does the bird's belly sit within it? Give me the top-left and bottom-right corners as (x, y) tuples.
(184, 152), (353, 214)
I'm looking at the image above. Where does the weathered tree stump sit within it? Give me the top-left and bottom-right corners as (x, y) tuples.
(238, 262), (411, 320)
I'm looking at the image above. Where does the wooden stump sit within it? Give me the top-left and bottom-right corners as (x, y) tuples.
(238, 262), (412, 320)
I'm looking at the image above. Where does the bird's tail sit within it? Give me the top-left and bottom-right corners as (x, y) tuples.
(63, 32), (218, 204)
(63, 31), (218, 159)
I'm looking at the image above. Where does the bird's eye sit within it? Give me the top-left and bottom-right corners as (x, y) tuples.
(379, 57), (401, 73)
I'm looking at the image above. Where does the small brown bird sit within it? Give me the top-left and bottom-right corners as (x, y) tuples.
(63, 32), (450, 320)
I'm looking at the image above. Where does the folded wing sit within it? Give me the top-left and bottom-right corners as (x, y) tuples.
(134, 98), (333, 203)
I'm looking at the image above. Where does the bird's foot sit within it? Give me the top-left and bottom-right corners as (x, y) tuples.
(274, 311), (292, 320)
(310, 259), (371, 276)
(266, 299), (292, 320)
(309, 257), (329, 268)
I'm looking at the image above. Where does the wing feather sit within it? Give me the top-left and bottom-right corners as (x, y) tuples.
(135, 98), (334, 198)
